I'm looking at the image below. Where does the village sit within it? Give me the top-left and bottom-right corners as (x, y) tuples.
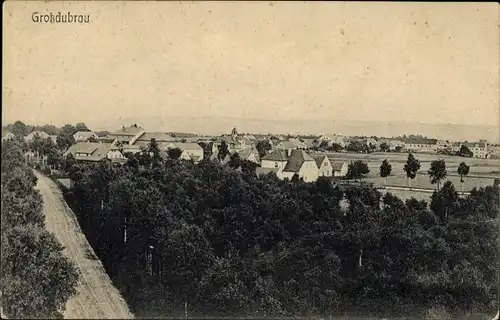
(3, 123), (499, 197)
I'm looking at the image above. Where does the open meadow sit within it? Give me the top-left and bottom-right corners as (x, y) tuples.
(318, 151), (499, 201)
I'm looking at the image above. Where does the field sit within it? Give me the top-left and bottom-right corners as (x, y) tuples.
(317, 151), (499, 201)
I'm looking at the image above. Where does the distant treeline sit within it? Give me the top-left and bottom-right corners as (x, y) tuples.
(1, 140), (79, 318)
(60, 147), (499, 319)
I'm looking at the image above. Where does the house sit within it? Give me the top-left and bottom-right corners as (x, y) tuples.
(332, 161), (349, 177)
(213, 127), (255, 153)
(63, 142), (126, 162)
(106, 124), (144, 145)
(130, 131), (176, 149)
(261, 149), (289, 171)
(275, 140), (298, 154)
(366, 138), (378, 150)
(465, 142), (489, 158)
(403, 138), (438, 154)
(288, 137), (307, 149)
(436, 140), (451, 151)
(96, 136), (118, 144)
(312, 155), (333, 177)
(281, 150), (319, 182)
(389, 140), (404, 151)
(73, 131), (98, 142)
(24, 131), (50, 142)
(236, 149), (260, 164)
(2, 131), (16, 141)
(320, 135), (347, 148)
(260, 149), (319, 182)
(167, 142), (204, 162)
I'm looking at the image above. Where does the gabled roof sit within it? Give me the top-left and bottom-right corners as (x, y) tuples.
(261, 150), (288, 161)
(312, 155), (328, 168)
(64, 142), (119, 158)
(332, 161), (347, 171)
(73, 131), (97, 138)
(283, 150), (315, 173)
(64, 142), (101, 156)
(134, 132), (175, 143)
(276, 140), (297, 149)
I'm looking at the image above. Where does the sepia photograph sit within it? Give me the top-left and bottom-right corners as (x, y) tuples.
(2, 1), (500, 319)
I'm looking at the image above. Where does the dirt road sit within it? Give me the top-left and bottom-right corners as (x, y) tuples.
(34, 171), (134, 319)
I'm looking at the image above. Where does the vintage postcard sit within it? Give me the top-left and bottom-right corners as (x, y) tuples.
(2, 1), (499, 319)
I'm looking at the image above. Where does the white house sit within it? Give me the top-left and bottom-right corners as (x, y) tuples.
(261, 149), (289, 171)
(312, 155), (333, 177)
(281, 150), (319, 182)
(168, 142), (204, 162)
(465, 142), (489, 158)
(260, 149), (319, 182)
(73, 131), (98, 142)
(403, 141), (438, 154)
(332, 161), (349, 177)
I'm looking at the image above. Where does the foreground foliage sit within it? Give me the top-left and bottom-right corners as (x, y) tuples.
(1, 140), (79, 318)
(63, 152), (499, 318)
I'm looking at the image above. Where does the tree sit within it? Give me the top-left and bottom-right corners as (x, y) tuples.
(11, 121), (27, 136)
(458, 145), (473, 157)
(229, 153), (241, 169)
(88, 136), (98, 143)
(403, 153), (420, 188)
(319, 140), (329, 150)
(75, 122), (90, 132)
(346, 160), (370, 180)
(380, 142), (390, 152)
(47, 149), (62, 170)
(61, 124), (78, 136)
(395, 146), (403, 152)
(256, 140), (272, 158)
(148, 138), (161, 165)
(428, 159), (447, 191)
(457, 162), (470, 192)
(328, 143), (343, 152)
(167, 147), (182, 160)
(379, 159), (392, 186)
(240, 160), (257, 175)
(218, 141), (229, 161)
(56, 133), (74, 150)
(198, 142), (213, 160)
(1, 140), (79, 318)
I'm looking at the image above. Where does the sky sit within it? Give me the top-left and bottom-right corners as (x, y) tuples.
(2, 1), (499, 136)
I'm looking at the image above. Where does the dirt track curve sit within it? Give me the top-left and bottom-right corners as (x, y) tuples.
(34, 171), (134, 319)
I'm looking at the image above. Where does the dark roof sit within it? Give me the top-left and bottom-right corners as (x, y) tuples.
(261, 150), (288, 161)
(312, 155), (328, 167)
(283, 150), (315, 173)
(332, 161), (346, 171)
